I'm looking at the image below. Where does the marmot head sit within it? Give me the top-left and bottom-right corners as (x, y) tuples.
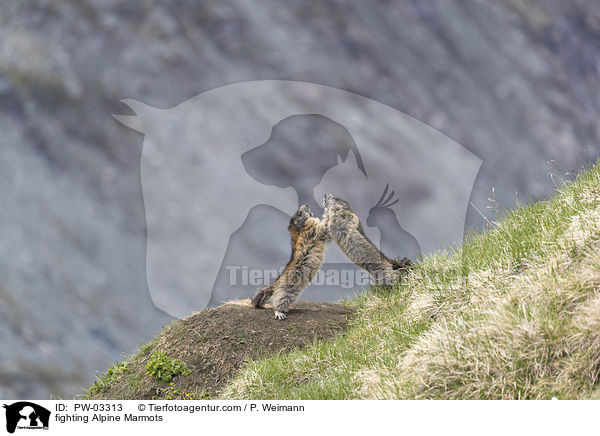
(323, 193), (352, 214)
(289, 204), (313, 229)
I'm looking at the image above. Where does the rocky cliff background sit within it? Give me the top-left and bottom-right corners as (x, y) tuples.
(1, 0), (599, 399)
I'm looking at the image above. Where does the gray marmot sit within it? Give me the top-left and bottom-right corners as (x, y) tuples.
(251, 205), (329, 319)
(322, 193), (411, 290)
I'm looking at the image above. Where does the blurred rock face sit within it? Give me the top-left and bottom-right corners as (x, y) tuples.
(0, 0), (599, 399)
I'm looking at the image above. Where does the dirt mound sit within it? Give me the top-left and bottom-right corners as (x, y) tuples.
(84, 300), (351, 399)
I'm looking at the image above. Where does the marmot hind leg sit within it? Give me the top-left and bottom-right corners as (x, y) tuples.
(271, 285), (301, 320)
(273, 310), (287, 320)
(251, 283), (275, 308)
(391, 257), (413, 271)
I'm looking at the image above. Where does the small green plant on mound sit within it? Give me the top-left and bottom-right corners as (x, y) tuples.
(88, 361), (130, 396)
(145, 352), (190, 383)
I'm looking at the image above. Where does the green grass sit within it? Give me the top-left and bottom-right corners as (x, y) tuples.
(87, 361), (131, 397)
(221, 161), (600, 399)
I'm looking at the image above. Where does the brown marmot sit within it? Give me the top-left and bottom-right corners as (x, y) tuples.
(251, 205), (329, 319)
(322, 193), (411, 290)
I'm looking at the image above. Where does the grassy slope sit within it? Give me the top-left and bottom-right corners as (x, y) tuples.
(221, 161), (600, 399)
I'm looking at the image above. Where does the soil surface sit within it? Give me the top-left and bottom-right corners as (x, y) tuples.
(85, 300), (351, 399)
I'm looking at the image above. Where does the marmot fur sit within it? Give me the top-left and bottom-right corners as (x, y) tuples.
(251, 205), (329, 319)
(322, 193), (411, 290)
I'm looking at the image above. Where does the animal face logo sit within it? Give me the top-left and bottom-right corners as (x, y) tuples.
(3, 402), (50, 433)
(367, 184), (400, 226)
(366, 185), (422, 261)
(114, 80), (481, 317)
